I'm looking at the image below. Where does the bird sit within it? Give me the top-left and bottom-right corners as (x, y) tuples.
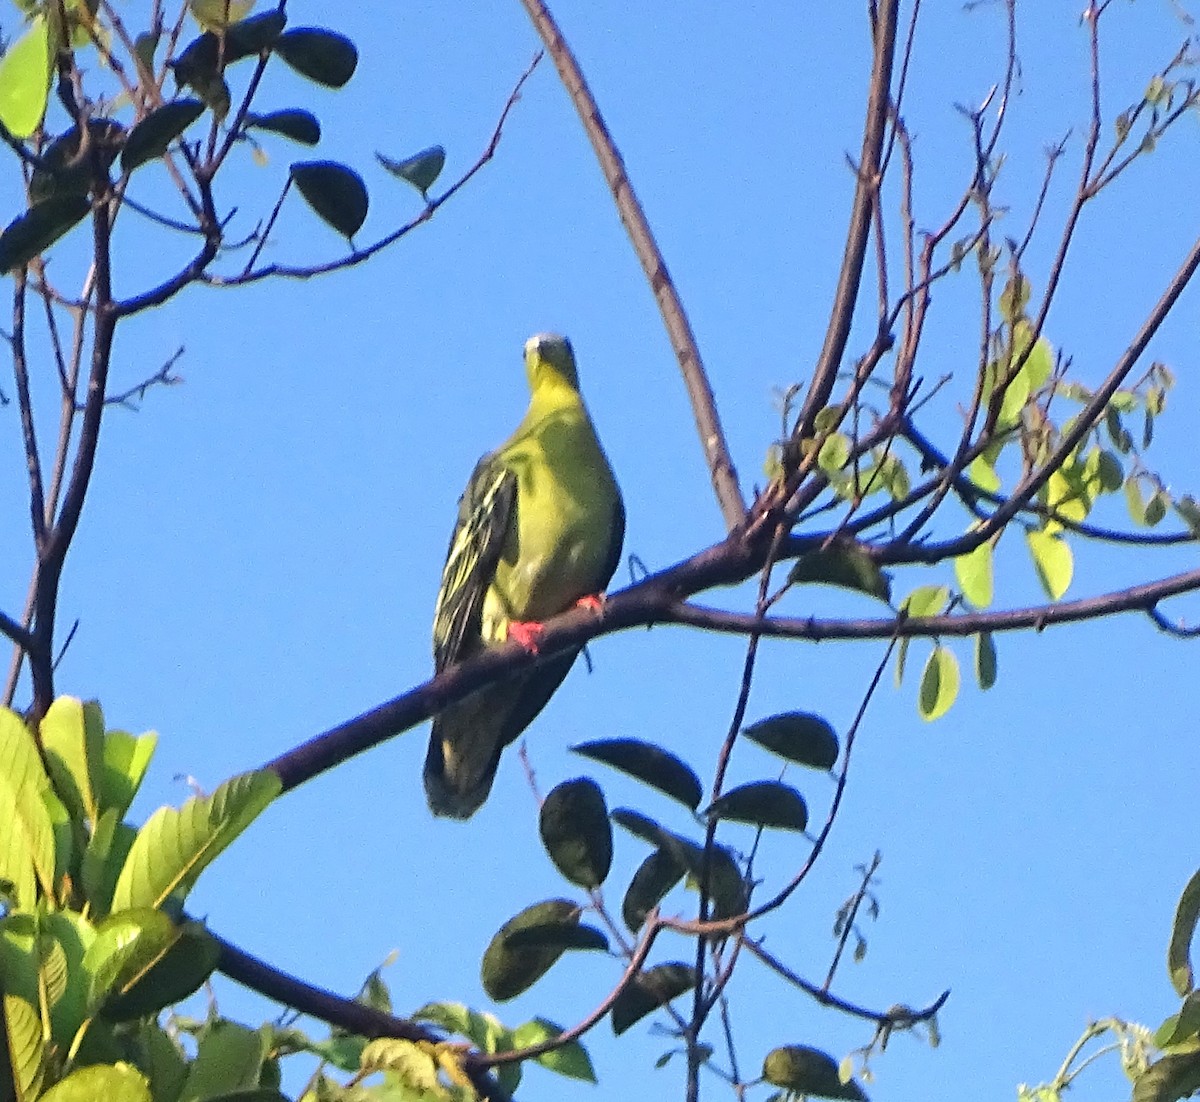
(425, 333), (625, 819)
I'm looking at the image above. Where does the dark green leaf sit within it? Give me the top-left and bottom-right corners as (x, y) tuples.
(611, 964), (696, 1035)
(611, 809), (747, 921)
(504, 922), (607, 953)
(30, 119), (124, 204)
(1132, 1050), (1200, 1102)
(0, 195), (90, 273)
(275, 27), (358, 87)
(762, 1045), (867, 1100)
(742, 712), (839, 771)
(974, 631), (997, 691)
(573, 738), (703, 810)
(121, 99), (205, 173)
(1170, 869), (1200, 997)
(481, 900), (580, 1002)
(225, 10), (288, 58)
(377, 145), (446, 196)
(245, 109), (320, 146)
(290, 160), (367, 238)
(788, 543), (891, 602)
(706, 781), (808, 832)
(622, 848), (685, 932)
(539, 778), (612, 889)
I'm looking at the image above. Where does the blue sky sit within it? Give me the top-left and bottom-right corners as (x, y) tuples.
(3, 2), (1200, 1100)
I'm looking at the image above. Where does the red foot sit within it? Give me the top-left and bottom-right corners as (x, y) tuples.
(507, 619), (545, 654)
(575, 593), (606, 615)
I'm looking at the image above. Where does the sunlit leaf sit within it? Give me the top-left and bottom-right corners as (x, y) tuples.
(511, 1018), (596, 1083)
(918, 646), (960, 721)
(110, 769), (280, 913)
(0, 14), (52, 139)
(1025, 528), (1072, 601)
(953, 536), (993, 609)
(901, 585), (949, 618)
(968, 454), (1001, 494)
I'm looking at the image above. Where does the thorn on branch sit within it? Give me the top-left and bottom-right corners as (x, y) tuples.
(89, 346), (186, 411)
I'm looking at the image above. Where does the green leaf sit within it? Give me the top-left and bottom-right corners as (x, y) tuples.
(481, 900), (581, 1002)
(817, 432), (851, 474)
(706, 781), (807, 832)
(130, 1022), (188, 1102)
(290, 160), (368, 238)
(1132, 1050), (1200, 1102)
(974, 631), (997, 691)
(99, 919), (219, 1020)
(503, 923), (608, 954)
(0, 708), (54, 905)
(512, 1018), (596, 1083)
(622, 848), (685, 932)
(189, 0), (254, 30)
(0, 14), (52, 139)
(39, 911), (94, 1049)
(999, 272), (1031, 321)
(918, 646), (960, 721)
(1175, 495), (1200, 537)
(99, 728), (157, 821)
(953, 536), (993, 609)
(742, 712), (839, 770)
(1025, 528), (1073, 601)
(377, 145), (446, 197)
(41, 696), (105, 826)
(274, 27), (358, 87)
(1169, 869), (1200, 997)
(1155, 991), (1200, 1048)
(245, 108), (320, 145)
(611, 964), (696, 1035)
(2, 994), (46, 1101)
(787, 543), (891, 602)
(177, 1019), (266, 1100)
(968, 454), (1001, 493)
(29, 120), (125, 205)
(0, 194), (91, 273)
(762, 1045), (867, 1100)
(572, 738), (702, 810)
(1145, 491), (1169, 528)
(539, 778), (612, 889)
(81, 809), (136, 915)
(121, 99), (206, 172)
(611, 811), (746, 921)
(901, 584), (949, 618)
(110, 769), (281, 913)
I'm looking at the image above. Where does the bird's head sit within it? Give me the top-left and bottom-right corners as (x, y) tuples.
(524, 332), (579, 392)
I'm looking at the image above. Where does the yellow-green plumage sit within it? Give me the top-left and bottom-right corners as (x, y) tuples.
(426, 334), (624, 819)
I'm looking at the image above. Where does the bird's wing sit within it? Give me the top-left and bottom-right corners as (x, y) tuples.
(432, 453), (517, 671)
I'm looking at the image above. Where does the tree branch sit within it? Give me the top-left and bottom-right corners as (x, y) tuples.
(517, 0), (746, 532)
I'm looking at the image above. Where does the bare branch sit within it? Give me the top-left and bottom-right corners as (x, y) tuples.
(517, 0), (746, 532)
(744, 938), (949, 1027)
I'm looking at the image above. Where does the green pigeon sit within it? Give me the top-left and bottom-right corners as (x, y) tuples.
(425, 333), (625, 819)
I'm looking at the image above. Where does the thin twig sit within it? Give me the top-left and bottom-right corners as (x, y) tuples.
(517, 0), (746, 532)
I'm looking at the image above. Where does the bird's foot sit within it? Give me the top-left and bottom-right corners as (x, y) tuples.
(507, 619), (545, 654)
(575, 593), (606, 616)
